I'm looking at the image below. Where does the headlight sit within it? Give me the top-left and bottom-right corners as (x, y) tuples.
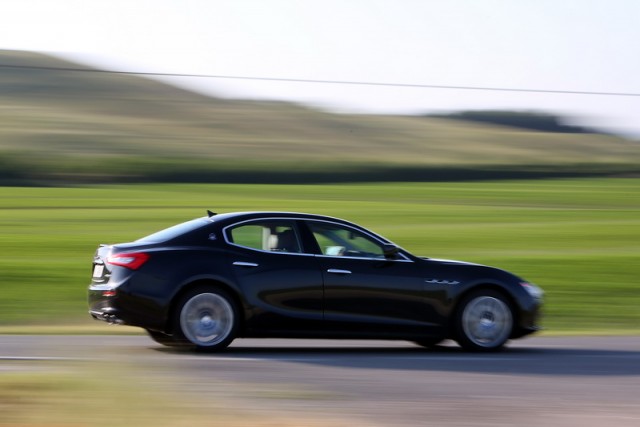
(520, 282), (544, 299)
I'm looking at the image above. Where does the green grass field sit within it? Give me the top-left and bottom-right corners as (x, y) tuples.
(1, 178), (639, 334)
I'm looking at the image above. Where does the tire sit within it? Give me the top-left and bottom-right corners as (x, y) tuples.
(173, 287), (238, 351)
(455, 290), (513, 352)
(145, 329), (188, 347)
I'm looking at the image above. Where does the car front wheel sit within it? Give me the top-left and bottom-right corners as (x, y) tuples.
(455, 290), (513, 352)
(174, 288), (238, 351)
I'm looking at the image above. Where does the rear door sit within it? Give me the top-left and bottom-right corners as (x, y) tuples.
(225, 219), (324, 333)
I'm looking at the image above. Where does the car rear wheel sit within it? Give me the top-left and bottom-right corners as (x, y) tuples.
(455, 290), (513, 352)
(174, 288), (238, 351)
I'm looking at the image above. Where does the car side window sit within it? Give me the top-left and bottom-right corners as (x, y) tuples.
(227, 221), (301, 253)
(308, 222), (385, 259)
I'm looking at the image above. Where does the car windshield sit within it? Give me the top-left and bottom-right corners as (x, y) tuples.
(137, 218), (209, 243)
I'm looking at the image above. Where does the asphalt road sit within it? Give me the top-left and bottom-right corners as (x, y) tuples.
(2, 335), (640, 426)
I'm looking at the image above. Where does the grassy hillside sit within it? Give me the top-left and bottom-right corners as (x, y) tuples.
(1, 50), (639, 184)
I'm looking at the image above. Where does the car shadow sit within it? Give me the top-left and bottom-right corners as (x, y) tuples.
(152, 339), (640, 377)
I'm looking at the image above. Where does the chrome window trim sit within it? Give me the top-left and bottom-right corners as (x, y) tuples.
(315, 254), (413, 262)
(223, 216), (412, 262)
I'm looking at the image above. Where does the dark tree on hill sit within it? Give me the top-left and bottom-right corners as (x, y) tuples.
(429, 110), (604, 134)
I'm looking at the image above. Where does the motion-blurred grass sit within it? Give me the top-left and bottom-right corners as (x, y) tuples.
(1, 178), (639, 333)
(0, 364), (333, 426)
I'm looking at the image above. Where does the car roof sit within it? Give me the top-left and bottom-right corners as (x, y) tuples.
(206, 211), (394, 246)
(208, 211), (355, 226)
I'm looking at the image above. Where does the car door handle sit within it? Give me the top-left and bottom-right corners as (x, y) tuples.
(327, 269), (352, 275)
(233, 261), (259, 268)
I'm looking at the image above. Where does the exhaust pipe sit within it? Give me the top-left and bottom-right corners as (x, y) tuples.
(101, 313), (124, 325)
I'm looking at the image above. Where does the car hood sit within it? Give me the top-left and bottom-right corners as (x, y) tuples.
(420, 257), (482, 267)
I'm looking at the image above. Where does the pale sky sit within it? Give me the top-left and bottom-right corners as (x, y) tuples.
(2, 0), (640, 136)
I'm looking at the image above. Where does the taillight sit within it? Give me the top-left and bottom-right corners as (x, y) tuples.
(107, 252), (150, 270)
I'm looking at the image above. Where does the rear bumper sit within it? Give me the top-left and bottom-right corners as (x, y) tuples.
(88, 284), (129, 325)
(88, 283), (166, 330)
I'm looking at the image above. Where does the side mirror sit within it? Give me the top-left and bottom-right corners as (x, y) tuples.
(382, 244), (399, 259)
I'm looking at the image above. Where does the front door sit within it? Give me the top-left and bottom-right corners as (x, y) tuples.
(306, 220), (441, 337)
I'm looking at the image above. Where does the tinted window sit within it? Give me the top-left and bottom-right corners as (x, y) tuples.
(308, 222), (384, 258)
(228, 220), (301, 253)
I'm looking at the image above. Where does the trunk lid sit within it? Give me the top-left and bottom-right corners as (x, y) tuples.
(91, 244), (111, 283)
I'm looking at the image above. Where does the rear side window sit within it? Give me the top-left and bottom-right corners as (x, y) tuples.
(227, 220), (301, 253)
(137, 218), (209, 243)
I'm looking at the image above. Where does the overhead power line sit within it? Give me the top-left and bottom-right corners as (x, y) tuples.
(1, 63), (640, 97)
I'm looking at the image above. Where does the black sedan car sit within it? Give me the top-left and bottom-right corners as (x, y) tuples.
(89, 211), (543, 351)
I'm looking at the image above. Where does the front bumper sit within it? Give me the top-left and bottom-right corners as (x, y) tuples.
(513, 298), (544, 338)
